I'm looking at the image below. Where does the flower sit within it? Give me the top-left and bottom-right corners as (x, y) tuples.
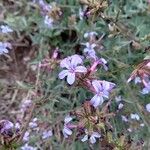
(62, 115), (73, 138)
(21, 143), (37, 150)
(44, 15), (54, 27)
(134, 77), (141, 84)
(118, 103), (124, 110)
(0, 25), (13, 33)
(0, 120), (14, 134)
(0, 42), (12, 55)
(23, 131), (30, 142)
(115, 96), (122, 102)
(84, 32), (98, 38)
(81, 130), (101, 144)
(83, 42), (97, 59)
(29, 118), (38, 128)
(59, 55), (87, 85)
(90, 80), (115, 107)
(121, 115), (128, 122)
(42, 130), (53, 139)
(141, 81), (150, 94)
(146, 103), (150, 112)
(130, 113), (140, 121)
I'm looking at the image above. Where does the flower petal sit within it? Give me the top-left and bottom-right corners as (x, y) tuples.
(63, 126), (72, 137)
(75, 66), (87, 73)
(60, 58), (71, 69)
(92, 132), (101, 138)
(58, 70), (69, 79)
(90, 136), (96, 144)
(92, 80), (102, 93)
(81, 135), (88, 142)
(67, 72), (75, 85)
(64, 115), (72, 124)
(90, 95), (104, 108)
(71, 55), (83, 66)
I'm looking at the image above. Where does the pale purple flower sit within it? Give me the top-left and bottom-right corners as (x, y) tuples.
(62, 115), (73, 138)
(0, 42), (12, 55)
(59, 55), (87, 85)
(0, 120), (14, 134)
(121, 115), (128, 122)
(146, 103), (150, 112)
(0, 25), (13, 33)
(81, 130), (101, 144)
(42, 130), (53, 139)
(90, 80), (115, 107)
(44, 15), (53, 27)
(23, 131), (30, 142)
(21, 143), (37, 150)
(130, 113), (140, 121)
(84, 42), (97, 59)
(20, 99), (32, 112)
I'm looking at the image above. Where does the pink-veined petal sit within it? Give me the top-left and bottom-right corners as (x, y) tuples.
(60, 58), (71, 69)
(90, 95), (104, 108)
(71, 55), (83, 66)
(102, 81), (110, 90)
(58, 70), (69, 79)
(67, 72), (75, 85)
(75, 66), (87, 73)
(92, 80), (102, 93)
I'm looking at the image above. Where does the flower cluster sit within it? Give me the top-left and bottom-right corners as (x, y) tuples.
(36, 0), (62, 27)
(128, 59), (150, 94)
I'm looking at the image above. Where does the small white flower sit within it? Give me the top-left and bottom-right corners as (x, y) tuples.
(140, 123), (145, 127)
(115, 96), (122, 102)
(134, 77), (141, 84)
(42, 130), (53, 139)
(29, 118), (38, 128)
(118, 103), (124, 110)
(81, 130), (101, 144)
(146, 103), (150, 112)
(44, 15), (53, 27)
(21, 143), (37, 150)
(0, 42), (12, 55)
(84, 42), (97, 59)
(62, 115), (73, 138)
(15, 122), (21, 129)
(121, 115), (128, 122)
(130, 113), (140, 121)
(0, 25), (13, 33)
(89, 132), (101, 144)
(127, 128), (132, 132)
